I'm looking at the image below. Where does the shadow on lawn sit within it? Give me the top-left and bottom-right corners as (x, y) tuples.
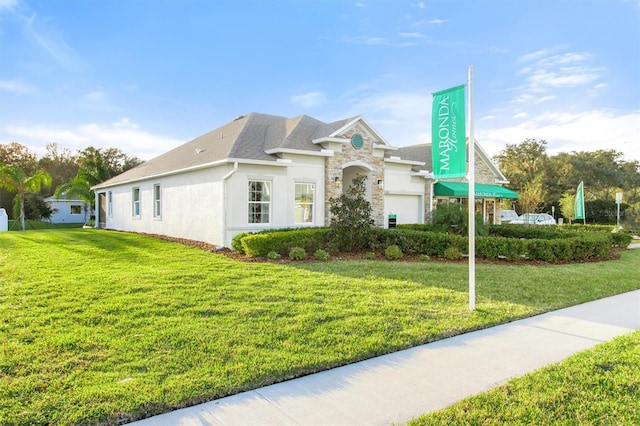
(289, 250), (640, 310)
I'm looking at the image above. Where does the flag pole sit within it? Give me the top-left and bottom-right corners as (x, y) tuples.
(468, 65), (475, 311)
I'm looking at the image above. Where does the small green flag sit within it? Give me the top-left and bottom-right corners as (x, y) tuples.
(432, 85), (466, 179)
(575, 181), (585, 220)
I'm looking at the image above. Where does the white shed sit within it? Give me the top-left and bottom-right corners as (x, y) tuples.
(45, 197), (89, 224)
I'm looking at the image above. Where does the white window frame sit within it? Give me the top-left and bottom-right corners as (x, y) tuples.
(153, 184), (161, 219)
(248, 180), (271, 224)
(294, 182), (315, 224)
(132, 187), (141, 218)
(107, 191), (113, 217)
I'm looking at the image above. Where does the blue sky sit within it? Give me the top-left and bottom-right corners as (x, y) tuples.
(1, 0), (639, 163)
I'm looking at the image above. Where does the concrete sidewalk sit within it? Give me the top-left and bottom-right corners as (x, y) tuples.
(132, 290), (640, 426)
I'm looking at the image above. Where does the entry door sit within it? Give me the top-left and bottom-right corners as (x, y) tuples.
(98, 193), (107, 228)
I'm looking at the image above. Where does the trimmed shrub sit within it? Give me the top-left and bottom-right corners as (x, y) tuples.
(384, 245), (403, 260)
(289, 247), (306, 260)
(241, 228), (331, 257)
(611, 232), (633, 248)
(231, 232), (250, 253)
(364, 252), (376, 260)
(314, 249), (330, 261)
(267, 251), (281, 260)
(444, 246), (463, 260)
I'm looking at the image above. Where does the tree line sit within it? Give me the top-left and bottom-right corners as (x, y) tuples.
(0, 142), (142, 229)
(3, 139), (640, 231)
(494, 139), (640, 228)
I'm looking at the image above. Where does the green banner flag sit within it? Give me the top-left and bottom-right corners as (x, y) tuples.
(432, 85), (466, 179)
(575, 181), (585, 220)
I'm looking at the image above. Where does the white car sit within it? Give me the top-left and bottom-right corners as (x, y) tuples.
(510, 213), (556, 225)
(500, 210), (519, 223)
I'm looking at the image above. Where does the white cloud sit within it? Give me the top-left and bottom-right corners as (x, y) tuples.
(84, 91), (105, 102)
(290, 91), (328, 108)
(4, 2), (86, 70)
(512, 112), (528, 119)
(0, 79), (35, 93)
(399, 32), (423, 38)
(477, 110), (640, 162)
(339, 90), (431, 146)
(2, 119), (183, 160)
(517, 49), (604, 95)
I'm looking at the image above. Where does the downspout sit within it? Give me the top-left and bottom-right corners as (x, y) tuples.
(222, 162), (238, 248)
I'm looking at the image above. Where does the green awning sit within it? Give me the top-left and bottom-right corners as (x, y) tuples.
(434, 182), (518, 199)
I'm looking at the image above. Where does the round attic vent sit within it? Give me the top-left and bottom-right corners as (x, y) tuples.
(351, 133), (364, 150)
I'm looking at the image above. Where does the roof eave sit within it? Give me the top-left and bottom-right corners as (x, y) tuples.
(91, 157), (290, 190)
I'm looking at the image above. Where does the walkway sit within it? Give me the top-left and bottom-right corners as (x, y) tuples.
(131, 289), (640, 425)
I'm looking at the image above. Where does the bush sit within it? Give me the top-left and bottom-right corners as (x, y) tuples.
(241, 228), (331, 257)
(289, 247), (306, 260)
(328, 175), (374, 251)
(314, 249), (330, 261)
(267, 251), (281, 260)
(384, 245), (403, 260)
(364, 252), (376, 260)
(428, 203), (488, 236)
(611, 232), (633, 248)
(444, 246), (464, 260)
(419, 254), (431, 262)
(231, 232), (250, 254)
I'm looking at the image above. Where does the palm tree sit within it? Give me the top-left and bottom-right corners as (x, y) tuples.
(54, 176), (94, 223)
(0, 165), (52, 231)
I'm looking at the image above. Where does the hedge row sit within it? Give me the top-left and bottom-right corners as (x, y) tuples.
(234, 227), (620, 262)
(237, 228), (331, 257)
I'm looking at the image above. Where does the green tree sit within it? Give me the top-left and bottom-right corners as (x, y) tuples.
(38, 143), (79, 194)
(559, 192), (575, 224)
(0, 165), (52, 230)
(0, 142), (39, 218)
(494, 139), (549, 213)
(24, 192), (57, 222)
(328, 175), (374, 252)
(55, 146), (143, 216)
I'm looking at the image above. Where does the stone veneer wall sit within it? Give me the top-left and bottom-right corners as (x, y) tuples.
(447, 152), (498, 184)
(324, 124), (385, 226)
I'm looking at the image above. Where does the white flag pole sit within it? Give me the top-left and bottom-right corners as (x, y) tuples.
(468, 65), (476, 311)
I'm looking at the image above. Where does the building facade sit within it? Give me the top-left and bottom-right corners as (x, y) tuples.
(92, 113), (516, 247)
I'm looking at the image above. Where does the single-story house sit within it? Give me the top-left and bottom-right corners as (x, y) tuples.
(44, 196), (90, 224)
(92, 113), (517, 247)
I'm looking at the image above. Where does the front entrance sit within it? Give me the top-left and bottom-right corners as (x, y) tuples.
(98, 192), (107, 229)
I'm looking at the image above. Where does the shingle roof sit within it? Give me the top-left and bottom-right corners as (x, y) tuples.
(389, 143), (433, 173)
(94, 113), (358, 188)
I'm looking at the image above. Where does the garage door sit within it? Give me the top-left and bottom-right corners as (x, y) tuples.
(384, 194), (422, 226)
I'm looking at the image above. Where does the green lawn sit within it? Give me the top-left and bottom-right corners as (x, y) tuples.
(6, 219), (83, 231)
(409, 330), (640, 425)
(1, 229), (638, 425)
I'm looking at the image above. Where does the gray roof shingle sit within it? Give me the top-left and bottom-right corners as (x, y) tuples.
(94, 113), (360, 188)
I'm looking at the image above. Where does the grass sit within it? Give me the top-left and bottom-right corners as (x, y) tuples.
(6, 219), (83, 231)
(1, 229), (638, 425)
(408, 330), (640, 425)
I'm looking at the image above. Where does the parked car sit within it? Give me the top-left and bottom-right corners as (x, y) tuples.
(510, 213), (556, 225)
(500, 210), (519, 223)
